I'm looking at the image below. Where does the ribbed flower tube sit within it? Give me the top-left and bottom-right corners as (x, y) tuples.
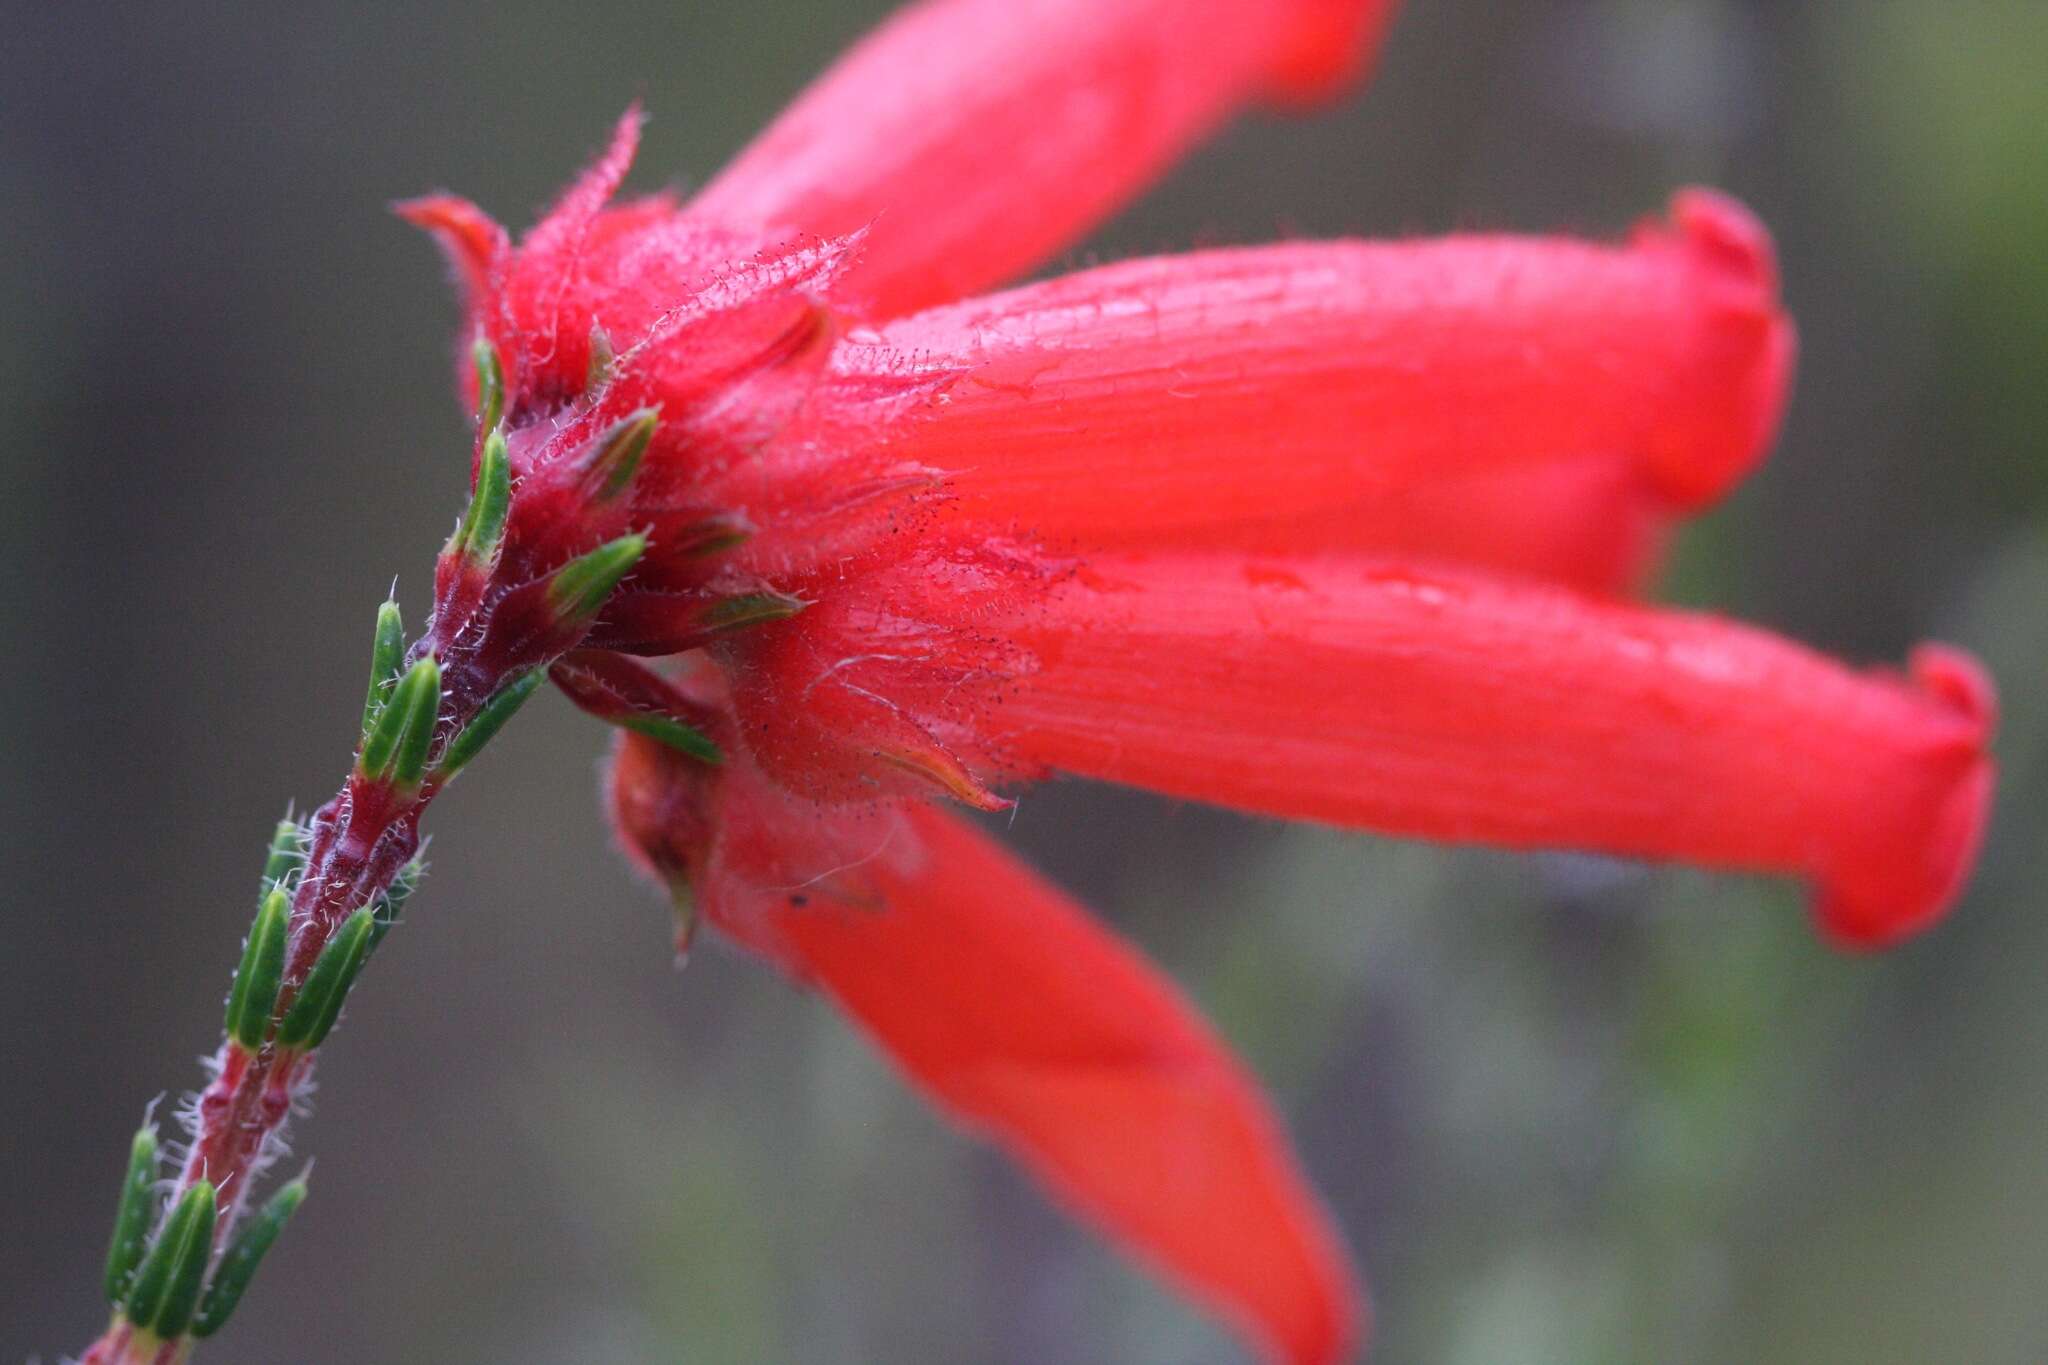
(867, 190), (1792, 547)
(960, 552), (1994, 947)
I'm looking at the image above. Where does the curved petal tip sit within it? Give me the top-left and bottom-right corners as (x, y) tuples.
(1642, 188), (1798, 508)
(1267, 0), (1404, 106)
(393, 193), (508, 313)
(1814, 644), (1997, 950)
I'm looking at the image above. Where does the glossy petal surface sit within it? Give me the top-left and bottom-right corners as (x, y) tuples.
(867, 191), (1792, 549)
(769, 549), (1992, 946)
(1133, 453), (1676, 598)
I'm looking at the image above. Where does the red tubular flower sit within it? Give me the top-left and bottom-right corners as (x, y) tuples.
(397, 0), (1996, 1358)
(750, 547), (1992, 948)
(612, 730), (1359, 1364)
(875, 192), (1794, 545)
(693, 0), (1402, 318)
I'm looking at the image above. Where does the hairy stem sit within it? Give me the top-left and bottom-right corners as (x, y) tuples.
(78, 618), (518, 1364)
(76, 343), (661, 1357)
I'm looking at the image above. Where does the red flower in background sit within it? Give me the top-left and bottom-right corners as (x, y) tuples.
(400, 0), (1996, 1358)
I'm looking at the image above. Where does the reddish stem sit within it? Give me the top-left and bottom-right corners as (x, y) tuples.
(78, 608), (518, 1360)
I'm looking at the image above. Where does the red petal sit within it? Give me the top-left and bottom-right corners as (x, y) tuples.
(709, 455), (1668, 816)
(691, 0), (1401, 318)
(609, 738), (1363, 1365)
(962, 553), (1993, 947)
(1267, 0), (1404, 106)
(393, 193), (508, 321)
(499, 107), (646, 387)
(394, 194), (511, 409)
(869, 191), (1792, 546)
(519, 105), (644, 270)
(1179, 455), (1675, 598)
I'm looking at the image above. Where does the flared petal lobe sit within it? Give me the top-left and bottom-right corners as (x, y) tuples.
(746, 548), (1990, 947)
(394, 194), (511, 411)
(692, 0), (1401, 318)
(974, 554), (1992, 946)
(607, 737), (1361, 1364)
(868, 191), (1792, 547)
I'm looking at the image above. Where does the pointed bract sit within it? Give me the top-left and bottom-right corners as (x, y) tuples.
(359, 655), (441, 787)
(579, 408), (659, 503)
(368, 858), (425, 952)
(436, 670), (542, 779)
(224, 889), (290, 1049)
(101, 1123), (160, 1305)
(619, 713), (724, 765)
(260, 815), (307, 891)
(361, 600), (404, 738)
(546, 534), (647, 624)
(448, 431), (511, 565)
(551, 651), (723, 764)
(277, 909), (377, 1051)
(149, 1182), (217, 1339)
(123, 1180), (215, 1337)
(192, 1177), (308, 1338)
(472, 334), (505, 433)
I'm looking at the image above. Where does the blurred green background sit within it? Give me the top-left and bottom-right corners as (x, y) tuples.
(5, 2), (2044, 1361)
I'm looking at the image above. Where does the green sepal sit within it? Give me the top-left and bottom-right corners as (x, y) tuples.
(435, 669), (541, 780)
(670, 881), (700, 963)
(191, 1176), (308, 1337)
(585, 323), (617, 393)
(581, 408), (658, 501)
(666, 512), (753, 559)
(124, 1179), (215, 1337)
(360, 600), (404, 738)
(620, 713), (723, 765)
(391, 655), (443, 786)
(260, 816), (307, 891)
(546, 534), (646, 623)
(276, 908), (376, 1050)
(151, 1180), (218, 1339)
(368, 857), (425, 952)
(224, 888), (291, 1049)
(448, 430), (512, 565)
(358, 654), (440, 786)
(698, 589), (807, 632)
(473, 334), (504, 434)
(101, 1122), (160, 1304)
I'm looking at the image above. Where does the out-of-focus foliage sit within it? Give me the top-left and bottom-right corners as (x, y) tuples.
(2, 2), (2041, 1361)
